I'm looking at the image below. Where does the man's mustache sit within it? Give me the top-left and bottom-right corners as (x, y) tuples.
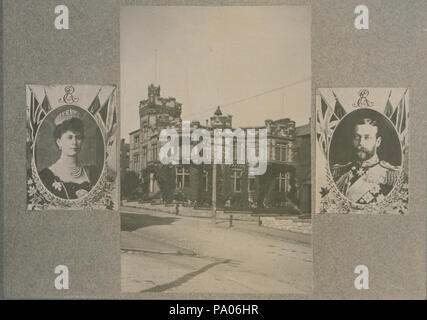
(356, 146), (372, 153)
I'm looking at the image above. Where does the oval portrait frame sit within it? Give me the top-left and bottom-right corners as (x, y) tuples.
(326, 107), (404, 212)
(31, 104), (107, 207)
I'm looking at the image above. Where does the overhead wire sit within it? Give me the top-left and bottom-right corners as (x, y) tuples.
(188, 77), (311, 118)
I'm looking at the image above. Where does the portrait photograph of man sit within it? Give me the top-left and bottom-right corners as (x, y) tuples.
(316, 88), (409, 214)
(329, 109), (401, 205)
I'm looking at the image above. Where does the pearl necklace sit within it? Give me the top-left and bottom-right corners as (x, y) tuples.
(70, 166), (83, 178)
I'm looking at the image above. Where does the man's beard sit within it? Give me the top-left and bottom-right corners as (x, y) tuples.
(355, 147), (375, 161)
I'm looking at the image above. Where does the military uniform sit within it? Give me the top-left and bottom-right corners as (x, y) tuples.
(331, 154), (400, 204)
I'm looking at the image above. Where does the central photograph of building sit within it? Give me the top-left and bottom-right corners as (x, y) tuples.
(125, 84), (311, 214)
(120, 5), (312, 296)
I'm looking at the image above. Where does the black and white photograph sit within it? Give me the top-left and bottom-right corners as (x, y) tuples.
(3, 0), (427, 301)
(26, 84), (119, 210)
(120, 6), (312, 295)
(316, 88), (409, 214)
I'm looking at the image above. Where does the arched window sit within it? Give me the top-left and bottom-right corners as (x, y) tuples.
(176, 166), (190, 189)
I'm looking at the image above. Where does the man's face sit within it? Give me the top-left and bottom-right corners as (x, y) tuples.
(352, 123), (381, 161)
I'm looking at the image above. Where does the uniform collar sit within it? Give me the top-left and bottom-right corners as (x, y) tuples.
(360, 154), (379, 168)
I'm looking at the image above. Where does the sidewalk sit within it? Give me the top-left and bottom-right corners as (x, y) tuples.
(122, 201), (311, 244)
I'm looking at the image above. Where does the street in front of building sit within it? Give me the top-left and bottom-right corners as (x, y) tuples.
(121, 205), (312, 294)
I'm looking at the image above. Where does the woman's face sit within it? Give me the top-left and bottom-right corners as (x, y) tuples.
(57, 130), (83, 156)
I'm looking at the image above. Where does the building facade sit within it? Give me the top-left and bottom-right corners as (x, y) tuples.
(128, 84), (311, 214)
(120, 138), (130, 176)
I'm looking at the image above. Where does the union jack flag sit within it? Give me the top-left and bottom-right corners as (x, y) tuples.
(27, 88), (51, 143)
(316, 91), (341, 156)
(392, 89), (408, 150)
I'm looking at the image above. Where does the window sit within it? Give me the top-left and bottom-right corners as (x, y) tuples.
(152, 144), (158, 161)
(142, 146), (147, 164)
(232, 170), (242, 192)
(233, 140), (240, 162)
(134, 135), (140, 145)
(133, 154), (139, 172)
(176, 167), (190, 188)
(149, 115), (156, 126)
(275, 143), (291, 162)
(275, 146), (281, 161)
(247, 144), (255, 161)
(287, 143), (293, 162)
(248, 175), (256, 192)
(276, 172), (290, 192)
(185, 172), (190, 188)
(281, 146), (287, 162)
(202, 170), (209, 192)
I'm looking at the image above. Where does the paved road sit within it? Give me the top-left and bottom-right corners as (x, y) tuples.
(121, 206), (312, 294)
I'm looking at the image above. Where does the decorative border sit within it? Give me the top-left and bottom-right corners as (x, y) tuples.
(316, 88), (409, 214)
(319, 164), (407, 215)
(26, 84), (118, 211)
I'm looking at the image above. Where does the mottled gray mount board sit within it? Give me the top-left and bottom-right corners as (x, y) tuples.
(2, 0), (426, 299)
(3, 0), (120, 298)
(1, 0), (4, 300)
(311, 0), (426, 299)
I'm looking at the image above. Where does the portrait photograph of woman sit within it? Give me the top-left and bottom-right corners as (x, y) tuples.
(26, 84), (118, 210)
(37, 107), (103, 200)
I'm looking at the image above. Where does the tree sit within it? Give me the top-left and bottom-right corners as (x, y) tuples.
(153, 164), (176, 203)
(121, 171), (142, 200)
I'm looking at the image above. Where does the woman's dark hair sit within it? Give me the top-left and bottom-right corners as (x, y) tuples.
(53, 118), (85, 142)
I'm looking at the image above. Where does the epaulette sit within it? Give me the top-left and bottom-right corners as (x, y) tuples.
(384, 165), (401, 185)
(379, 160), (399, 171)
(331, 162), (352, 179)
(332, 162), (352, 170)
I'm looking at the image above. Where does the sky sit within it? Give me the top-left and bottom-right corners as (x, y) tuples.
(121, 6), (311, 141)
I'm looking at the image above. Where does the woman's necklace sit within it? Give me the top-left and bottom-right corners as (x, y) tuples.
(70, 166), (83, 178)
